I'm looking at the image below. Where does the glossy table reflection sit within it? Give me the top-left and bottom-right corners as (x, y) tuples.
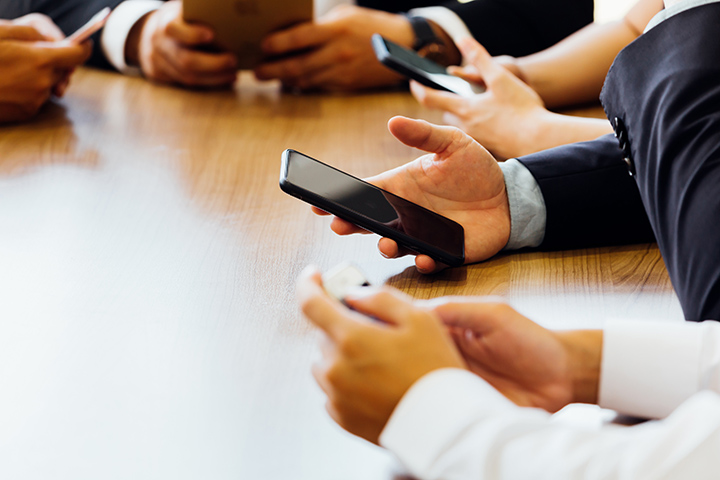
(0, 69), (683, 479)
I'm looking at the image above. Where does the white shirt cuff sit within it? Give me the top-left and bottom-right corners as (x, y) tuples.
(499, 159), (547, 250)
(409, 6), (473, 50)
(380, 368), (521, 477)
(101, 0), (164, 75)
(599, 319), (720, 419)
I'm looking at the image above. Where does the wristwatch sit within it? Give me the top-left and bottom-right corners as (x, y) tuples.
(405, 14), (450, 66)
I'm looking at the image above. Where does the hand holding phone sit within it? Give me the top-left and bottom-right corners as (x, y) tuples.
(65, 7), (111, 45)
(372, 34), (484, 98)
(279, 149), (466, 267)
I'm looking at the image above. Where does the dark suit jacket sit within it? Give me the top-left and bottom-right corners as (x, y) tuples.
(517, 3), (720, 322)
(2, 0), (593, 69)
(360, 0), (594, 57)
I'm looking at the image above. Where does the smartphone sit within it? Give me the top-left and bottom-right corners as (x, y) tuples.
(280, 149), (465, 267)
(371, 34), (484, 98)
(65, 7), (111, 45)
(322, 263), (371, 303)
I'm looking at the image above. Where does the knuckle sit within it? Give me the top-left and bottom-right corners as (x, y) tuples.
(324, 363), (348, 389)
(450, 127), (468, 144)
(336, 333), (360, 357)
(176, 52), (194, 72)
(335, 45), (355, 62)
(283, 60), (303, 78)
(300, 297), (321, 319)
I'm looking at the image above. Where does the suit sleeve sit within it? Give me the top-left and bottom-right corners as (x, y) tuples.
(516, 134), (655, 251)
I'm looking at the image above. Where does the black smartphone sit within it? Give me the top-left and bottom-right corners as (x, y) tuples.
(371, 34), (484, 98)
(279, 149), (465, 267)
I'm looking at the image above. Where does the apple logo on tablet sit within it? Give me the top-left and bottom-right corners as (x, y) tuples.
(234, 0), (260, 15)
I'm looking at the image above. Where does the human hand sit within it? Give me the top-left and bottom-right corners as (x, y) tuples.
(0, 25), (91, 123)
(429, 298), (602, 411)
(11, 13), (65, 41)
(297, 266), (466, 444)
(411, 37), (550, 160)
(11, 14), (75, 97)
(313, 116), (510, 273)
(254, 5), (413, 91)
(132, 0), (237, 87)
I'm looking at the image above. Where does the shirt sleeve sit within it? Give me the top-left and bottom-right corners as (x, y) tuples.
(381, 368), (720, 480)
(101, 0), (164, 75)
(599, 319), (720, 419)
(499, 159), (547, 250)
(408, 6), (473, 48)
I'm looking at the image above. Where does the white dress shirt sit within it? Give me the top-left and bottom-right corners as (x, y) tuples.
(381, 320), (720, 479)
(379, 2), (720, 478)
(99, 0), (476, 74)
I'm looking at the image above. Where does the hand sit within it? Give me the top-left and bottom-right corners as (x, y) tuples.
(254, 5), (413, 91)
(11, 13), (65, 41)
(429, 298), (602, 411)
(411, 37), (550, 160)
(0, 25), (91, 123)
(314, 116), (510, 274)
(297, 267), (466, 444)
(10, 14), (73, 97)
(130, 0), (238, 87)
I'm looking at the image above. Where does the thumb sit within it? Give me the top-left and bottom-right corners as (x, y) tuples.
(344, 287), (417, 328)
(457, 37), (504, 86)
(387, 116), (473, 158)
(428, 298), (509, 334)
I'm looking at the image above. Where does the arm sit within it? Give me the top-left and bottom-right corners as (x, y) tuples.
(511, 0), (663, 108)
(382, 369), (720, 480)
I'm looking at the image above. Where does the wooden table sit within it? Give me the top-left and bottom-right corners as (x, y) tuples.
(0, 69), (683, 479)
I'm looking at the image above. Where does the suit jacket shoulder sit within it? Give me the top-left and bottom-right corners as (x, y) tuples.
(602, 3), (720, 321)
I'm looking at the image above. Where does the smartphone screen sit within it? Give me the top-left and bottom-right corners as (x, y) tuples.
(280, 149), (465, 266)
(372, 34), (484, 98)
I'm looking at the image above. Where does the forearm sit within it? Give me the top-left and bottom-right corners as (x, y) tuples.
(514, 20), (637, 108)
(556, 330), (602, 405)
(523, 111), (613, 156)
(513, 0), (662, 108)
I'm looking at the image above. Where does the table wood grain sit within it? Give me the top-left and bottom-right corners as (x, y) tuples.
(0, 69), (683, 479)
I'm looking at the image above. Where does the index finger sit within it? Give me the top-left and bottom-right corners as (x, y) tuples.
(297, 266), (358, 341)
(42, 41), (92, 69)
(0, 25), (46, 41)
(410, 81), (467, 114)
(166, 15), (214, 46)
(261, 22), (335, 55)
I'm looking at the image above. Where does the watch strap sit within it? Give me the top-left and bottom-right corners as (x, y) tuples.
(404, 14), (440, 51)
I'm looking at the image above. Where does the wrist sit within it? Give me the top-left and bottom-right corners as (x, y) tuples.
(124, 11), (154, 68)
(386, 13), (415, 49)
(426, 20), (461, 66)
(556, 330), (603, 405)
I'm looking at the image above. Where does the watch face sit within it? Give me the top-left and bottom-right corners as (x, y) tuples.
(418, 43), (450, 67)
